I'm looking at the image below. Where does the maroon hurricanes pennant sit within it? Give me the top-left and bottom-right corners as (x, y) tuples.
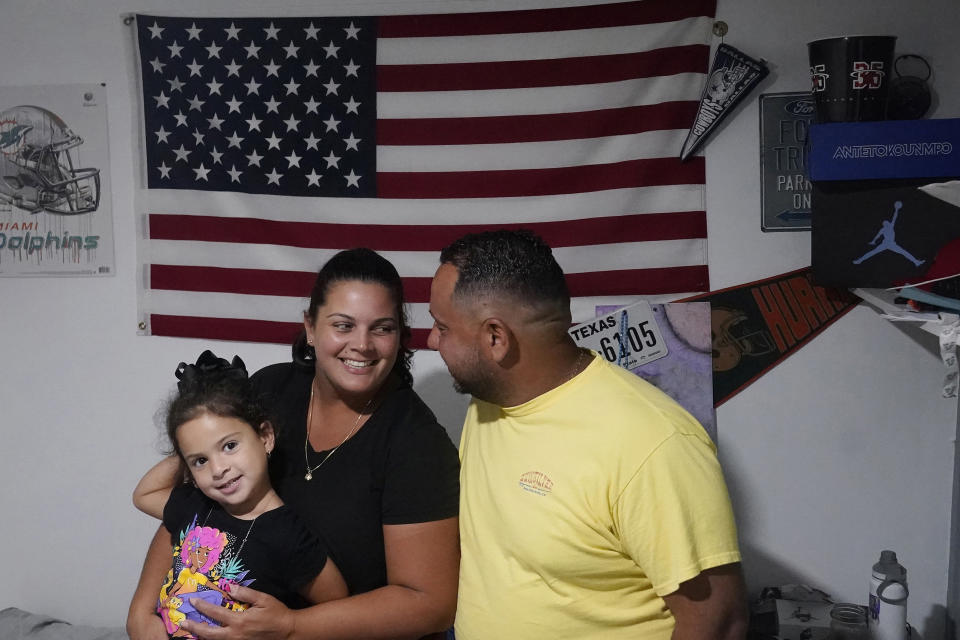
(679, 267), (858, 406)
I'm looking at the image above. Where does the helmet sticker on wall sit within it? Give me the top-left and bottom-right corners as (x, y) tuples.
(0, 84), (114, 277)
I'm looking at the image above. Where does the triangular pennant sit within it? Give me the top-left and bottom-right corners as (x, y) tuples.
(679, 268), (858, 406)
(680, 43), (769, 161)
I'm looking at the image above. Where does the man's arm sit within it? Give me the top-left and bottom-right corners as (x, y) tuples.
(662, 562), (749, 640)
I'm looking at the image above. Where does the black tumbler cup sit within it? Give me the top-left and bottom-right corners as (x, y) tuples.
(808, 35), (896, 123)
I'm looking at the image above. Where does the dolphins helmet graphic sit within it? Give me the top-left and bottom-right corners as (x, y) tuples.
(0, 105), (100, 215)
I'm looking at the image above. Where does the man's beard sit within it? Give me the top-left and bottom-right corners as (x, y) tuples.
(450, 349), (503, 404)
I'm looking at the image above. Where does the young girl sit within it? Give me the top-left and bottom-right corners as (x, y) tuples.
(133, 350), (347, 638)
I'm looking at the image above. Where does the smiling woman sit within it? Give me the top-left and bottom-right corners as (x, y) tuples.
(303, 279), (402, 417)
(127, 249), (460, 640)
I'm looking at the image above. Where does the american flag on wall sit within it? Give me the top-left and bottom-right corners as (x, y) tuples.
(134, 0), (716, 348)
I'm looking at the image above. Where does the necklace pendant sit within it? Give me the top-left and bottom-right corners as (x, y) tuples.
(304, 471), (313, 481)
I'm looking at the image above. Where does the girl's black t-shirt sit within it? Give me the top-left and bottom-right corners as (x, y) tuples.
(163, 485), (330, 608)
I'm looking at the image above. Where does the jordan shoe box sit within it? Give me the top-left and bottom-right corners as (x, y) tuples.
(808, 118), (960, 288)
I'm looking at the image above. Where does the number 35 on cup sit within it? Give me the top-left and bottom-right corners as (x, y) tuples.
(568, 300), (668, 370)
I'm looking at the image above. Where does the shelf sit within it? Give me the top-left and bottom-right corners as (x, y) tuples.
(851, 287), (949, 337)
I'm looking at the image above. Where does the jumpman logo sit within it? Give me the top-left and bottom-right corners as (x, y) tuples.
(852, 200), (925, 267)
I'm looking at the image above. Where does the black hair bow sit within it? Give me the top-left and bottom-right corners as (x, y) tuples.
(175, 349), (248, 392)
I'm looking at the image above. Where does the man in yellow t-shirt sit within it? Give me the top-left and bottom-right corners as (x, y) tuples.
(428, 230), (747, 640)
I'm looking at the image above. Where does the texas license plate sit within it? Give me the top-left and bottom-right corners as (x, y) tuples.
(568, 300), (668, 369)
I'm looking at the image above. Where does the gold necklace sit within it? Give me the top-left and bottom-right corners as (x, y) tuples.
(304, 380), (374, 481)
(566, 347), (587, 384)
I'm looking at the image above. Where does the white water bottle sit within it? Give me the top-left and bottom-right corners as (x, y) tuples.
(868, 550), (908, 640)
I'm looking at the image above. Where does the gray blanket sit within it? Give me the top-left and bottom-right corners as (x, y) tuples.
(0, 608), (127, 640)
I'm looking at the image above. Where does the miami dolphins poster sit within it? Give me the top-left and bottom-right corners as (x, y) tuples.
(0, 83), (114, 276)
(680, 268), (858, 406)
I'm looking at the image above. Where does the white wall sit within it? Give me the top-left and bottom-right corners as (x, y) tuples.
(709, 4), (959, 640)
(0, 1), (957, 638)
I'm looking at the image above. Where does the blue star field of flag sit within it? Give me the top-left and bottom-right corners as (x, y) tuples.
(136, 15), (377, 197)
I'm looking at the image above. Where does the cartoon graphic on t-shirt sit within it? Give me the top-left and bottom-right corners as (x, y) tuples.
(158, 514), (254, 638)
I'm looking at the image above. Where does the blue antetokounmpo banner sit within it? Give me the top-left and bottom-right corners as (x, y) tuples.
(809, 118), (960, 181)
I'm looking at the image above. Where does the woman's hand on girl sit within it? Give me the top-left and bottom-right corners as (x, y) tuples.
(178, 585), (294, 640)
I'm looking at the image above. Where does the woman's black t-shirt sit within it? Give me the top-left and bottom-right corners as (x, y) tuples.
(252, 362), (460, 594)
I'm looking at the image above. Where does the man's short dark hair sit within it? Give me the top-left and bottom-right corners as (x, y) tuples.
(439, 230), (570, 312)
